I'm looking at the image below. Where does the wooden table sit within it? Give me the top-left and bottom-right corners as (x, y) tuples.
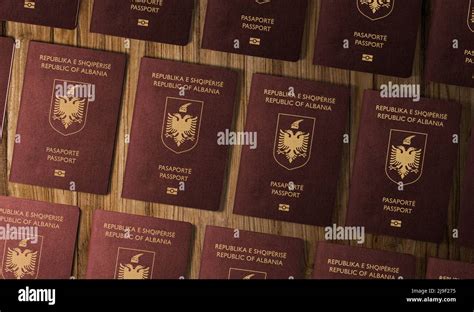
(1, 0), (473, 279)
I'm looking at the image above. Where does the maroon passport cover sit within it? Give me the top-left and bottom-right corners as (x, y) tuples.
(90, 0), (194, 45)
(426, 258), (474, 279)
(425, 0), (474, 88)
(314, 0), (422, 77)
(0, 37), (14, 139)
(10, 41), (127, 195)
(234, 74), (349, 226)
(312, 242), (416, 279)
(0, 196), (80, 279)
(199, 226), (305, 279)
(459, 134), (474, 248)
(0, 0), (80, 29)
(86, 210), (193, 279)
(202, 0), (308, 61)
(346, 90), (460, 242)
(122, 58), (238, 211)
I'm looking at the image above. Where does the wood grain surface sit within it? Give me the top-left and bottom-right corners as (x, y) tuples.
(0, 0), (473, 279)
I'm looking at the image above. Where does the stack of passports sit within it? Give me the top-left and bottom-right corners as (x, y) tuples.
(90, 0), (194, 45)
(314, 0), (423, 77)
(122, 58), (238, 211)
(312, 242), (416, 279)
(10, 42), (127, 195)
(86, 210), (193, 279)
(0, 0), (80, 29)
(202, 0), (308, 61)
(347, 90), (460, 242)
(0, 196), (79, 279)
(0, 0), (472, 282)
(234, 74), (350, 226)
(0, 37), (14, 139)
(199, 226), (305, 279)
(425, 0), (474, 88)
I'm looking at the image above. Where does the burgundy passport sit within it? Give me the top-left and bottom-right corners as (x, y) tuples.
(314, 0), (422, 77)
(122, 58), (238, 211)
(459, 134), (474, 248)
(347, 90), (460, 242)
(312, 242), (416, 279)
(202, 0), (308, 61)
(86, 210), (193, 279)
(90, 0), (194, 45)
(0, 0), (80, 29)
(0, 196), (79, 279)
(425, 0), (474, 88)
(234, 74), (349, 226)
(426, 258), (474, 279)
(0, 37), (14, 139)
(10, 41), (127, 194)
(199, 226), (305, 279)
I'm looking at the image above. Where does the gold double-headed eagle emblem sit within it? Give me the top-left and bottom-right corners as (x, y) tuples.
(357, 0), (394, 21)
(117, 253), (150, 280)
(1, 237), (43, 280)
(162, 97), (203, 154)
(277, 120), (310, 163)
(49, 80), (89, 136)
(166, 103), (198, 147)
(385, 129), (427, 186)
(273, 114), (315, 171)
(114, 248), (155, 280)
